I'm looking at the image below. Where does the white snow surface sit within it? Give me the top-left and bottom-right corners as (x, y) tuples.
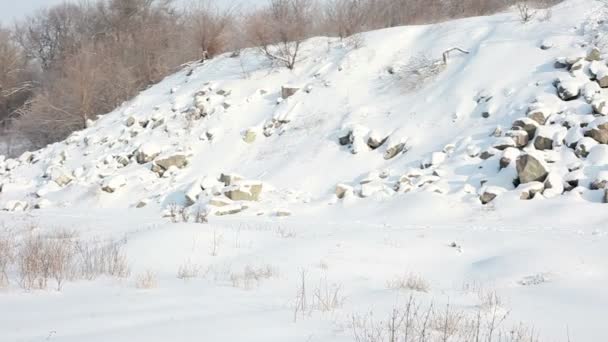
(1, 1), (608, 341)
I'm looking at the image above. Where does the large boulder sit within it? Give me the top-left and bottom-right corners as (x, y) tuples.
(516, 154), (548, 184)
(367, 131), (388, 150)
(219, 173), (243, 186)
(527, 106), (550, 125)
(512, 118), (538, 140)
(534, 136), (554, 151)
(155, 154), (188, 171)
(556, 79), (580, 101)
(505, 130), (529, 149)
(224, 181), (263, 201)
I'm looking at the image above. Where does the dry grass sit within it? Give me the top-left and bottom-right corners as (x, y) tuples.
(230, 264), (276, 289)
(350, 294), (538, 342)
(135, 270), (158, 289)
(293, 269), (346, 322)
(0, 227), (130, 291)
(386, 273), (431, 293)
(177, 260), (203, 280)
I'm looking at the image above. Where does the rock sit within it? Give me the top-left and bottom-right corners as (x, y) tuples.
(336, 183), (354, 199)
(586, 47), (601, 62)
(155, 154), (188, 171)
(101, 175), (127, 193)
(136, 199), (149, 208)
(209, 197), (232, 207)
(585, 128), (608, 144)
(201, 176), (224, 195)
(339, 131), (353, 146)
(556, 79), (580, 101)
(512, 118), (538, 139)
(540, 40), (553, 50)
(587, 145), (608, 165)
(126, 116), (136, 127)
(185, 181), (203, 206)
(480, 150), (495, 160)
(136, 143), (161, 164)
(592, 98), (608, 115)
(527, 107), (550, 125)
(583, 82), (602, 103)
(543, 172), (564, 198)
(534, 136), (554, 151)
(575, 137), (598, 157)
(506, 130), (529, 148)
(49, 167), (73, 187)
(214, 204), (244, 216)
(466, 145), (481, 158)
(500, 148), (520, 170)
(516, 154), (548, 184)
(491, 126), (503, 137)
(220, 173), (243, 186)
(367, 132), (388, 150)
(34, 199), (52, 209)
(224, 181), (263, 201)
(518, 182), (545, 200)
(493, 137), (516, 151)
(243, 129), (257, 143)
(275, 209), (292, 217)
(3, 200), (28, 212)
(281, 86), (299, 99)
(604, 189), (608, 203)
(384, 139), (407, 160)
(360, 180), (385, 198)
(480, 186), (505, 204)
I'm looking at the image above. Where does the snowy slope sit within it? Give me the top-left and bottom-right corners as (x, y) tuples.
(1, 1), (608, 341)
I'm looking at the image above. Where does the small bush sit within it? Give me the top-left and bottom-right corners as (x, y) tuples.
(230, 264), (276, 289)
(386, 273), (430, 293)
(135, 270), (158, 289)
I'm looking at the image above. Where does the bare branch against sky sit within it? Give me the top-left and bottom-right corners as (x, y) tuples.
(0, 0), (266, 23)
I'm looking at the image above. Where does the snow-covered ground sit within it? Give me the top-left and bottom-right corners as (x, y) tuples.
(1, 1), (608, 341)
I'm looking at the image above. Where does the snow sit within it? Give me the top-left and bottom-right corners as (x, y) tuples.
(1, 0), (608, 341)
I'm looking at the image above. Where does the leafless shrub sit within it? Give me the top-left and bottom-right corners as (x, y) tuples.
(230, 264), (276, 289)
(386, 273), (430, 293)
(350, 294), (539, 342)
(17, 234), (51, 290)
(395, 54), (446, 91)
(516, 2), (536, 23)
(0, 234), (15, 287)
(194, 206), (209, 224)
(135, 270), (158, 289)
(294, 269), (345, 321)
(75, 238), (130, 280)
(210, 230), (223, 256)
(177, 260), (202, 280)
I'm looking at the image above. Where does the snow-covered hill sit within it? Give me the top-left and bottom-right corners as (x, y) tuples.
(1, 1), (608, 341)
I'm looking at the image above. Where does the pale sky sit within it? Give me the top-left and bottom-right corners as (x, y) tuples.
(0, 0), (266, 24)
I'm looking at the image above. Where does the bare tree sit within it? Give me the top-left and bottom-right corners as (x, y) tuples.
(186, 0), (236, 61)
(247, 0), (315, 70)
(323, 0), (368, 39)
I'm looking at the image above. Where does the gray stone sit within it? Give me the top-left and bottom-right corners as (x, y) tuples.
(219, 173), (243, 186)
(384, 143), (406, 160)
(225, 182), (263, 201)
(516, 154), (548, 184)
(586, 128), (608, 144)
(534, 136), (553, 150)
(586, 47), (601, 61)
(281, 86), (299, 99)
(480, 192), (497, 205)
(155, 155), (188, 171)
